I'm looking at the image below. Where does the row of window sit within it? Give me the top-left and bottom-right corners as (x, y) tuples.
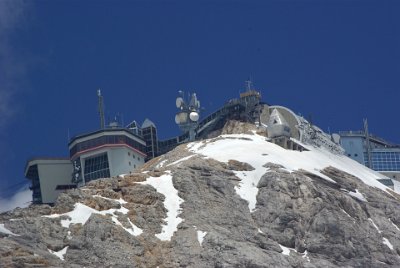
(362, 151), (400, 171)
(84, 153), (111, 183)
(70, 134), (146, 157)
(127, 151), (141, 161)
(368, 164), (400, 172)
(364, 152), (400, 159)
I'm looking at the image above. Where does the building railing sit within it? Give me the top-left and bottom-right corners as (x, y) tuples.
(339, 131), (399, 148)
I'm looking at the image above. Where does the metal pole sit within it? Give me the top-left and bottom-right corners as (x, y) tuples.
(364, 118), (373, 168)
(98, 89), (105, 129)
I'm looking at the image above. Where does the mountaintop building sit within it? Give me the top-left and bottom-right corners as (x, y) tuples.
(339, 123), (400, 186)
(25, 158), (75, 204)
(27, 82), (393, 205)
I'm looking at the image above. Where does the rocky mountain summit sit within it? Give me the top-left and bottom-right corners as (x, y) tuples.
(1, 121), (400, 267)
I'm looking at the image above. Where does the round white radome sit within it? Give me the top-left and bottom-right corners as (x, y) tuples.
(189, 112), (199, 122)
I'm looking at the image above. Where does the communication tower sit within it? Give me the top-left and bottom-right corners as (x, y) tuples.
(175, 91), (201, 141)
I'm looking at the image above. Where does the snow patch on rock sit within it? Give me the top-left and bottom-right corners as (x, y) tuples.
(368, 218), (382, 233)
(111, 216), (143, 236)
(383, 237), (394, 250)
(168, 155), (195, 166)
(348, 189), (367, 202)
(43, 196), (142, 237)
(139, 173), (184, 241)
(279, 244), (291, 256)
(156, 160), (167, 168)
(93, 194), (127, 204)
(302, 250), (310, 262)
(197, 230), (207, 246)
(0, 223), (19, 236)
(48, 246), (68, 261)
(389, 218), (400, 232)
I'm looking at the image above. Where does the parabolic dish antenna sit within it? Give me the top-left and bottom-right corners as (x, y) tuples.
(175, 112), (188, 124)
(189, 112), (199, 122)
(176, 97), (184, 108)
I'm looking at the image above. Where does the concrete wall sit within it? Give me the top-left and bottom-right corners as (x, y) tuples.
(340, 136), (365, 164)
(108, 147), (145, 176)
(38, 161), (73, 204)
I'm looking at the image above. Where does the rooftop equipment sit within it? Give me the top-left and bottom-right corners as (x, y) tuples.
(175, 91), (201, 141)
(267, 109), (291, 138)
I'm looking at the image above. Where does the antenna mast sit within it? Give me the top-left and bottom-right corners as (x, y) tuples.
(364, 118), (372, 168)
(97, 89), (105, 129)
(245, 77), (252, 91)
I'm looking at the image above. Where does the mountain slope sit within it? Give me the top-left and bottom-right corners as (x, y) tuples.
(1, 123), (400, 267)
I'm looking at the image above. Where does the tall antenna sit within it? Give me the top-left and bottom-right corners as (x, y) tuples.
(97, 89), (105, 129)
(364, 118), (372, 168)
(245, 77), (253, 91)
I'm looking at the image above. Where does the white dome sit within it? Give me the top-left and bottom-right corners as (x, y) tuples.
(189, 112), (199, 122)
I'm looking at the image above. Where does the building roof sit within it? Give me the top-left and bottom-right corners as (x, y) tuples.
(339, 131), (400, 148)
(68, 128), (144, 147)
(142, 118), (156, 129)
(126, 120), (138, 129)
(25, 158), (71, 178)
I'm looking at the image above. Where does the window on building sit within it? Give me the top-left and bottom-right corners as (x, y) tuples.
(128, 152), (131, 156)
(354, 154), (358, 157)
(84, 153), (110, 183)
(129, 161), (131, 166)
(369, 151), (400, 172)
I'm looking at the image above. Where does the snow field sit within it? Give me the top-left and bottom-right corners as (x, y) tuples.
(188, 133), (391, 212)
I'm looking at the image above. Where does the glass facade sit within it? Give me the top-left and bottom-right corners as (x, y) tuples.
(84, 153), (110, 182)
(28, 164), (42, 204)
(142, 126), (158, 160)
(70, 134), (146, 157)
(364, 151), (400, 172)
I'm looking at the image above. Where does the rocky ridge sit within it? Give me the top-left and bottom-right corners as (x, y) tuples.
(1, 121), (400, 267)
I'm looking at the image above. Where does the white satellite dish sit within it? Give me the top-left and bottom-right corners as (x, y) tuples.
(175, 112), (188, 124)
(189, 112), (199, 122)
(176, 97), (184, 108)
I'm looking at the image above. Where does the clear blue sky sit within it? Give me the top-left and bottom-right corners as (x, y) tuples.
(0, 0), (399, 199)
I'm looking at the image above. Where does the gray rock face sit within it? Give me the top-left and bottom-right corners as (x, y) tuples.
(1, 128), (400, 267)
